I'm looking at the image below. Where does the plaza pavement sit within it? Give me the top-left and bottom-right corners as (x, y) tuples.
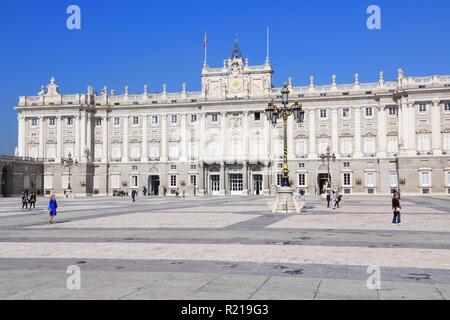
(0, 194), (449, 300)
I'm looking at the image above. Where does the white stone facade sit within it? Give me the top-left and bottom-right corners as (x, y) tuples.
(15, 43), (450, 197)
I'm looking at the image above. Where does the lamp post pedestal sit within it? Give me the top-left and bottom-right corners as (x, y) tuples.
(269, 186), (305, 214)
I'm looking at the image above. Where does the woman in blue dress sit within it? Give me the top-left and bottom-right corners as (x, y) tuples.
(48, 194), (58, 224)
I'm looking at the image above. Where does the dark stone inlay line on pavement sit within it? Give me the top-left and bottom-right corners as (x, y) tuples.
(1, 258), (449, 285)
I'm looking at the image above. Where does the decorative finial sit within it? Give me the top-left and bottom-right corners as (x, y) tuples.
(231, 36), (242, 60)
(110, 89), (115, 96)
(332, 75), (337, 85)
(182, 83), (187, 93)
(144, 84), (148, 94)
(102, 86), (107, 96)
(124, 85), (129, 95)
(379, 71), (385, 85)
(163, 83), (167, 94)
(288, 77), (293, 89)
(354, 73), (360, 86)
(38, 85), (45, 96)
(309, 76), (315, 88)
(245, 58), (249, 67)
(50, 76), (56, 84)
(398, 68), (404, 80)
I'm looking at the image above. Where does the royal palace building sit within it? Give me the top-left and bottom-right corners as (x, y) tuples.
(15, 42), (450, 197)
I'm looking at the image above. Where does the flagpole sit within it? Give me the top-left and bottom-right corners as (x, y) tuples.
(204, 31), (207, 67)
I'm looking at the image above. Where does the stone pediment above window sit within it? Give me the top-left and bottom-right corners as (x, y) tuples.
(339, 133), (353, 138)
(149, 139), (160, 143)
(209, 166), (221, 173)
(362, 132), (377, 138)
(112, 139), (122, 144)
(318, 134), (331, 139)
(190, 137), (200, 142)
(387, 131), (398, 137)
(295, 134), (309, 140)
(168, 137), (180, 143)
(93, 139), (101, 144)
(130, 138), (142, 143)
(416, 129), (431, 134)
(441, 128), (450, 133)
(46, 140), (57, 144)
(28, 141), (39, 145)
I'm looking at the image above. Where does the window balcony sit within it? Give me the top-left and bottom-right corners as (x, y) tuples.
(417, 150), (433, 156)
(130, 157), (141, 162)
(149, 157), (160, 162)
(110, 158), (122, 162)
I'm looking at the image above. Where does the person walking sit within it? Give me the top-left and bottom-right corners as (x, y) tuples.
(47, 195), (58, 224)
(326, 190), (331, 208)
(21, 191), (29, 210)
(392, 194), (402, 225)
(29, 192), (37, 210)
(143, 186), (147, 197)
(331, 191), (338, 210)
(336, 191), (342, 209)
(131, 189), (136, 202)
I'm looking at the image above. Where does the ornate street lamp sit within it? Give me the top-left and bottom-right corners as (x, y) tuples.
(320, 146), (336, 189)
(265, 82), (305, 188)
(62, 152), (78, 191)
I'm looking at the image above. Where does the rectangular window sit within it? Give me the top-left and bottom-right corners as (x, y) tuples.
(447, 172), (450, 186)
(211, 114), (218, 123)
(133, 117), (139, 125)
(170, 175), (177, 187)
(131, 176), (139, 188)
(95, 118), (102, 126)
(344, 162), (350, 168)
(444, 103), (450, 112)
(299, 163), (305, 168)
(388, 106), (397, 115)
(320, 109), (327, 119)
(343, 173), (351, 187)
(67, 117), (74, 126)
(152, 116), (159, 125)
(191, 114), (198, 124)
(190, 175), (197, 186)
(365, 107), (373, 117)
(31, 118), (38, 126)
(254, 112), (261, 121)
(49, 118), (56, 126)
(419, 104), (427, 113)
(111, 175), (120, 189)
(170, 115), (178, 124)
(420, 172), (431, 187)
(230, 174), (243, 192)
(390, 173), (398, 187)
(298, 174), (306, 187)
(114, 117), (120, 126)
(366, 173), (375, 187)
(342, 108), (350, 119)
(170, 165), (177, 170)
(277, 174), (283, 187)
(93, 175), (100, 190)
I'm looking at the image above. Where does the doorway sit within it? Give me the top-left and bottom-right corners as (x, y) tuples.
(148, 175), (160, 196)
(253, 174), (263, 195)
(317, 173), (329, 195)
(210, 175), (220, 196)
(1, 167), (6, 197)
(229, 173), (243, 196)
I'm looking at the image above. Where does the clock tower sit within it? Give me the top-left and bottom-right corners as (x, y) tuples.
(201, 38), (273, 100)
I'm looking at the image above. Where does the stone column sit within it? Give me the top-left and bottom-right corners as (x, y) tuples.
(243, 161), (248, 195)
(399, 99), (409, 155)
(102, 115), (109, 162)
(80, 112), (87, 162)
(331, 108), (339, 155)
(74, 115), (80, 160)
(221, 112), (227, 161)
(308, 109), (316, 159)
(142, 115), (149, 162)
(38, 116), (44, 159)
(432, 101), (442, 155)
(180, 114), (187, 162)
(56, 116), (63, 162)
(220, 162), (226, 195)
(200, 114), (206, 162)
(407, 103), (417, 155)
(243, 112), (249, 162)
(122, 116), (129, 162)
(377, 105), (387, 157)
(160, 115), (167, 162)
(86, 113), (92, 162)
(17, 115), (26, 157)
(354, 107), (363, 158)
(264, 113), (270, 161)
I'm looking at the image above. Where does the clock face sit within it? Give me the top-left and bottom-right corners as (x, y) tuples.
(231, 79), (242, 92)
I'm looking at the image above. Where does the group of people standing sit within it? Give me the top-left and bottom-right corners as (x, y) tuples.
(21, 191), (37, 210)
(20, 190), (58, 223)
(325, 190), (342, 210)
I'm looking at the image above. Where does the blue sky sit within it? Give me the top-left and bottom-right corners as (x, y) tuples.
(1, 0), (450, 155)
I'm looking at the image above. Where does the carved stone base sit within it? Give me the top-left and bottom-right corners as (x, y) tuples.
(268, 187), (305, 214)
